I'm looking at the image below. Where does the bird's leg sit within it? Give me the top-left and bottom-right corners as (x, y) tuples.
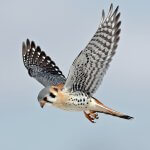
(84, 110), (99, 123)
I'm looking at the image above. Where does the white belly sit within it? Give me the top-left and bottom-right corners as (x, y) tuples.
(55, 97), (90, 111)
(53, 91), (91, 111)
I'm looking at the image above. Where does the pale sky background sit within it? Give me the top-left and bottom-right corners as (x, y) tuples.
(0, 0), (150, 150)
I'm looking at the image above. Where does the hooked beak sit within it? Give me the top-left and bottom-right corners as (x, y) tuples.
(40, 100), (46, 108)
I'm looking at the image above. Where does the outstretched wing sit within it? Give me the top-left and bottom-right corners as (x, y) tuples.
(22, 39), (66, 87)
(64, 4), (121, 95)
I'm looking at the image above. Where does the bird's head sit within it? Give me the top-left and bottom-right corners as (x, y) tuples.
(37, 84), (63, 108)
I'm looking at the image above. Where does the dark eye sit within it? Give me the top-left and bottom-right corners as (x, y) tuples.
(49, 92), (56, 98)
(43, 97), (47, 101)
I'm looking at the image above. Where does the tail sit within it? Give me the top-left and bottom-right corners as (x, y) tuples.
(91, 98), (134, 120)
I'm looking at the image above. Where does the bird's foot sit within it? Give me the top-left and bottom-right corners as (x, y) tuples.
(84, 110), (99, 123)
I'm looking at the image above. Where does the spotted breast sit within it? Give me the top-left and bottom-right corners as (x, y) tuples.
(63, 92), (91, 111)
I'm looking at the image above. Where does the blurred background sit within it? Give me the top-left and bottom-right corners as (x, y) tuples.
(0, 0), (149, 150)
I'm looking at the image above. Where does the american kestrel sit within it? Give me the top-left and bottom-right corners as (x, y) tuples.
(22, 4), (133, 123)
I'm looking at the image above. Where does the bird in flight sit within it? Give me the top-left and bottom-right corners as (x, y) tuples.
(22, 4), (133, 123)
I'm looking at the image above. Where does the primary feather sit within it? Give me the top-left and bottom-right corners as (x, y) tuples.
(64, 4), (121, 95)
(22, 39), (66, 87)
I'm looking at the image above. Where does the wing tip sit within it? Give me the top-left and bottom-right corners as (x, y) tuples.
(26, 38), (30, 49)
(101, 4), (120, 25)
(22, 41), (26, 56)
(31, 40), (36, 49)
(22, 38), (37, 53)
(110, 3), (113, 12)
(102, 9), (105, 18)
(113, 5), (119, 17)
(22, 38), (31, 56)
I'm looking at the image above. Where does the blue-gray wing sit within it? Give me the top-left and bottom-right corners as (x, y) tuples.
(22, 39), (66, 87)
(64, 4), (121, 95)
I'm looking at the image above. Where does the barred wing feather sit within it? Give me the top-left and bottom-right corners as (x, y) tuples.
(64, 4), (121, 95)
(22, 39), (66, 87)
